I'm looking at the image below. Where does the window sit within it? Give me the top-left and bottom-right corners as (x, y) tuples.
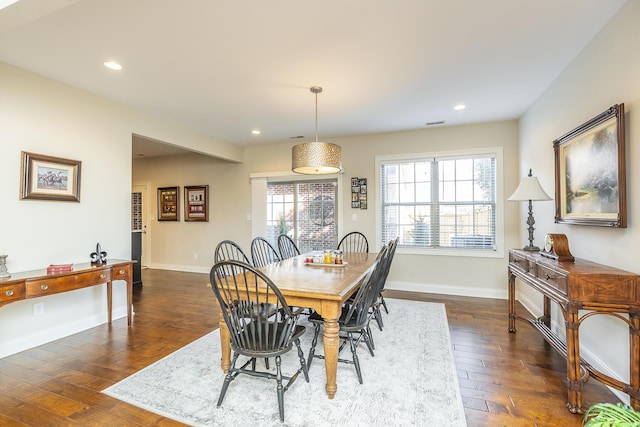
(266, 180), (337, 252)
(378, 149), (499, 254)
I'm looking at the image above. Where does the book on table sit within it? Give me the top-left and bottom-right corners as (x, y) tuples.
(47, 263), (74, 274)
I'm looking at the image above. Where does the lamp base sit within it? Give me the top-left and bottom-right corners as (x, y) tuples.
(522, 245), (540, 251)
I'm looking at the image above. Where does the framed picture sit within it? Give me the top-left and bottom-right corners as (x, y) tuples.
(184, 185), (209, 222)
(554, 103), (626, 227)
(20, 151), (81, 202)
(158, 186), (180, 221)
(351, 177), (367, 209)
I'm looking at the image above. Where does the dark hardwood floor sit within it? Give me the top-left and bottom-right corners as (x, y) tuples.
(0, 269), (618, 426)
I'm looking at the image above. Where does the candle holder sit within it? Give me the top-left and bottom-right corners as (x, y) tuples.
(0, 255), (10, 279)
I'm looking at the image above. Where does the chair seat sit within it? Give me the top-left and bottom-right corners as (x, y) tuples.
(308, 308), (367, 332)
(232, 324), (307, 357)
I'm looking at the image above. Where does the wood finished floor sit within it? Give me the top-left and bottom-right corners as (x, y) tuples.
(0, 269), (618, 426)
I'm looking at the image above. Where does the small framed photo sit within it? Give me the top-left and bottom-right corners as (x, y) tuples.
(554, 103), (626, 227)
(20, 151), (81, 202)
(185, 185), (209, 222)
(158, 186), (180, 221)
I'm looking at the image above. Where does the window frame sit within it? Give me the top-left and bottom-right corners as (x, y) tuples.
(250, 171), (344, 250)
(375, 147), (504, 258)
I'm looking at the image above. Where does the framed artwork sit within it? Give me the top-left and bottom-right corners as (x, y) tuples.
(554, 103), (626, 227)
(351, 177), (367, 209)
(158, 186), (180, 221)
(184, 185), (209, 222)
(20, 151), (81, 202)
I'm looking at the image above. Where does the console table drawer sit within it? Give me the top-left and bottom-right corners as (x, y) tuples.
(0, 282), (25, 303)
(535, 264), (567, 294)
(26, 270), (111, 297)
(112, 265), (131, 280)
(509, 252), (534, 274)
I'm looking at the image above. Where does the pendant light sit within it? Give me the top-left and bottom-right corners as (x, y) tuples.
(292, 86), (342, 174)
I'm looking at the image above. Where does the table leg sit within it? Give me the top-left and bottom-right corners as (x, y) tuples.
(565, 304), (583, 414)
(323, 316), (340, 399)
(542, 296), (551, 328)
(630, 308), (640, 411)
(107, 281), (113, 324)
(126, 267), (133, 326)
(219, 318), (231, 373)
(508, 271), (516, 332)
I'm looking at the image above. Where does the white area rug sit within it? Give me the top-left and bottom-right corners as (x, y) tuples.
(103, 299), (467, 426)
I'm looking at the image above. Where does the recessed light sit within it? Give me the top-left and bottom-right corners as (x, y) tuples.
(251, 130), (261, 135)
(453, 104), (466, 111)
(104, 61), (122, 70)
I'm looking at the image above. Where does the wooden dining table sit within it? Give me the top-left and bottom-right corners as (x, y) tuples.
(217, 251), (378, 399)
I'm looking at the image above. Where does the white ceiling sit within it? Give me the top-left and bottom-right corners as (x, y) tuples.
(0, 0), (627, 157)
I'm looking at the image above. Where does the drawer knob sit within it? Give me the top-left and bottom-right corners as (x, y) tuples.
(545, 274), (552, 280)
(100, 273), (106, 279)
(5, 289), (13, 297)
(119, 269), (125, 275)
(41, 284), (49, 290)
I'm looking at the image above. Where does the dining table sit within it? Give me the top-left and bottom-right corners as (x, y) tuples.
(217, 251), (378, 399)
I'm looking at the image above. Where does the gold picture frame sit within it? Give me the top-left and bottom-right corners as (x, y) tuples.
(20, 151), (81, 202)
(554, 103), (626, 227)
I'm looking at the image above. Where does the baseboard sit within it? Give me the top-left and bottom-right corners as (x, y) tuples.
(386, 280), (507, 299)
(0, 306), (130, 359)
(149, 263), (210, 274)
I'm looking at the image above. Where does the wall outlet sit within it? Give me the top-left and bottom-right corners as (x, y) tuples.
(193, 252), (198, 260)
(33, 302), (44, 316)
(352, 214), (358, 221)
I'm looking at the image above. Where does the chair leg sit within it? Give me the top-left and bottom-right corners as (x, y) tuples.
(294, 338), (310, 382)
(264, 358), (270, 369)
(364, 326), (375, 355)
(380, 293), (389, 314)
(275, 355), (285, 422)
(217, 353), (239, 406)
(374, 306), (384, 331)
(347, 332), (363, 384)
(307, 323), (321, 370)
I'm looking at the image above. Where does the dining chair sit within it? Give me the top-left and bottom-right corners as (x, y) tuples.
(337, 231), (369, 253)
(209, 260), (309, 422)
(214, 239), (274, 368)
(214, 239), (252, 264)
(251, 237), (282, 267)
(371, 236), (399, 330)
(277, 234), (301, 260)
(306, 245), (388, 384)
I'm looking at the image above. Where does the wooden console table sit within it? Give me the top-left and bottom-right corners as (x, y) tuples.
(0, 260), (134, 326)
(508, 249), (640, 413)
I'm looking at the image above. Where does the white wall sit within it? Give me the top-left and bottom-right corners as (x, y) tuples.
(134, 120), (521, 298)
(0, 62), (238, 357)
(517, 1), (640, 401)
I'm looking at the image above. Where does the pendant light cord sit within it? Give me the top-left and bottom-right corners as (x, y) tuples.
(315, 91), (319, 143)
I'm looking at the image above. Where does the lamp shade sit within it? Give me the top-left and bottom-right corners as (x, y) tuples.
(508, 175), (552, 201)
(292, 142), (342, 174)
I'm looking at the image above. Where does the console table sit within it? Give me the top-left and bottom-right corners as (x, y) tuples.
(0, 260), (134, 326)
(508, 249), (640, 413)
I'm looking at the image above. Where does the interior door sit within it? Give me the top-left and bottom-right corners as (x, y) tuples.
(131, 184), (149, 267)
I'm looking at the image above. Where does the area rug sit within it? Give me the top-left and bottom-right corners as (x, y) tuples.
(103, 299), (467, 426)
